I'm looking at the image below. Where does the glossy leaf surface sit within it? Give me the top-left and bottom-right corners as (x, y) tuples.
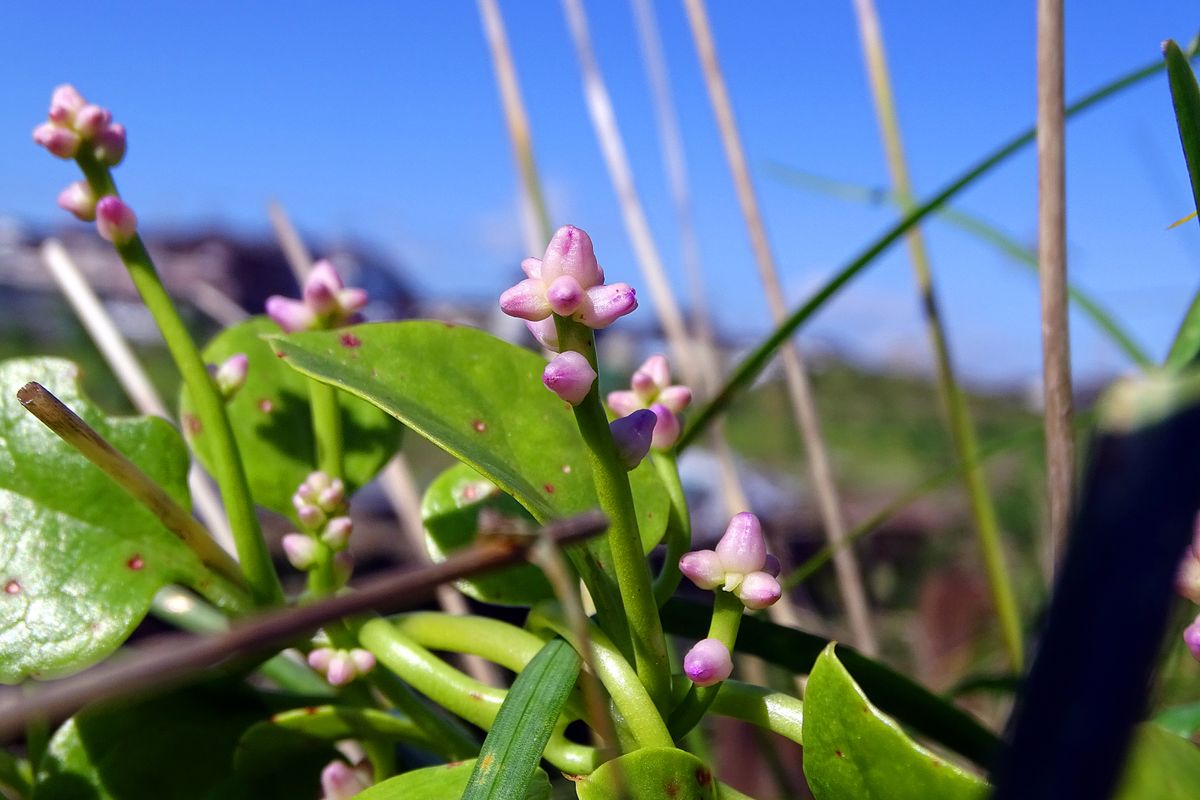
(575, 748), (717, 799)
(357, 759), (550, 799)
(1113, 723), (1200, 799)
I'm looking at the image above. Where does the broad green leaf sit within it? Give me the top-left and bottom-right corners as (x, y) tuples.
(423, 462), (665, 606)
(1164, 41), (1200, 370)
(802, 644), (987, 800)
(0, 358), (219, 683)
(465, 638), (579, 800)
(33, 685), (269, 800)
(659, 598), (999, 767)
(574, 748), (717, 799)
(357, 760), (550, 799)
(1155, 701), (1200, 738)
(1113, 723), (1200, 799)
(181, 317), (402, 519)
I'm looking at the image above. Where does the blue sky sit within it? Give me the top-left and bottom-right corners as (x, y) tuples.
(2, 2), (1198, 387)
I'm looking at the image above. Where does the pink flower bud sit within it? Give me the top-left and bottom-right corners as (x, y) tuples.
(321, 516), (353, 551)
(49, 84), (85, 125)
(542, 351), (597, 406)
(639, 355), (671, 392)
(679, 549), (724, 590)
(308, 647), (335, 672)
(33, 122), (81, 158)
(540, 225), (603, 288)
(657, 385), (692, 414)
(73, 104), (111, 138)
(304, 275), (339, 315)
(321, 760), (372, 800)
(296, 502), (325, 530)
(57, 181), (97, 221)
(763, 553), (782, 578)
(337, 287), (369, 314)
(521, 257), (543, 279)
(649, 403), (680, 450)
(266, 296), (316, 333)
(715, 512), (767, 577)
(737, 571), (782, 610)
(580, 283), (637, 329)
(525, 318), (560, 351)
(1186, 617), (1200, 662)
(349, 648), (376, 675)
(606, 390), (641, 417)
(282, 533), (318, 571)
(545, 274), (585, 316)
(317, 479), (346, 511)
(325, 651), (356, 686)
(95, 196), (137, 245)
(214, 353), (248, 398)
(93, 123), (127, 166)
(609, 409), (656, 470)
(499, 278), (552, 321)
(683, 638), (733, 687)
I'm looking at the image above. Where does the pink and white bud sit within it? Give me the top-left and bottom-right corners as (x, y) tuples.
(521, 257), (543, 279)
(304, 275), (339, 315)
(94, 196), (137, 245)
(214, 353), (248, 398)
(317, 479), (346, 511)
(545, 275), (585, 316)
(679, 549), (724, 590)
(715, 512), (767, 578)
(320, 760), (373, 800)
(57, 181), (97, 221)
(325, 651), (357, 686)
(48, 84), (85, 125)
(540, 225), (603, 288)
(295, 501), (325, 530)
(499, 278), (552, 322)
(73, 104), (111, 138)
(307, 647), (335, 673)
(609, 409), (656, 470)
(737, 571), (782, 610)
(525, 318), (560, 351)
(349, 648), (376, 676)
(606, 390), (641, 418)
(542, 351), (597, 406)
(282, 533), (318, 571)
(638, 355), (671, 393)
(92, 123), (126, 166)
(683, 638), (733, 687)
(337, 287), (369, 314)
(266, 296), (316, 333)
(579, 282), (637, 329)
(649, 403), (681, 450)
(657, 385), (692, 414)
(33, 122), (81, 158)
(321, 516), (354, 551)
(1186, 617), (1200, 662)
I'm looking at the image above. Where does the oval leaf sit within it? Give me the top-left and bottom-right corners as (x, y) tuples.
(1113, 723), (1200, 800)
(801, 644), (987, 800)
(358, 759), (550, 800)
(575, 748), (718, 800)
(181, 317), (402, 519)
(0, 358), (215, 683)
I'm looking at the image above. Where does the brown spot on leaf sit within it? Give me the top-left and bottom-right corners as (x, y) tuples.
(543, 483), (555, 494)
(665, 778), (680, 797)
(835, 750), (844, 759)
(478, 753), (495, 774)
(472, 419), (487, 433)
(275, 350), (287, 359)
(469, 691), (483, 701)
(258, 398), (274, 413)
(126, 555), (144, 571)
(863, 705), (870, 713)
(340, 333), (362, 348)
(183, 414), (201, 435)
(695, 767), (712, 787)
(4, 580), (20, 595)
(305, 706), (318, 715)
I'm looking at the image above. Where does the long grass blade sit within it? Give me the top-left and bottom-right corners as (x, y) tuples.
(1162, 40), (1200, 371)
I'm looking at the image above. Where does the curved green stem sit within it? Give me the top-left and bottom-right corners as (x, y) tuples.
(707, 680), (803, 746)
(668, 590), (743, 739)
(555, 318), (671, 713)
(651, 452), (691, 606)
(393, 612), (546, 673)
(363, 667), (479, 761)
(73, 154), (282, 607)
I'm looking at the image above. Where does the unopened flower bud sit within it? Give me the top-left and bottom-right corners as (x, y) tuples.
(48, 84), (85, 125)
(609, 409), (656, 470)
(349, 648), (376, 676)
(321, 760), (373, 800)
(543, 351), (597, 406)
(295, 500), (325, 530)
(95, 196), (137, 245)
(325, 651), (356, 686)
(266, 296), (316, 333)
(317, 479), (346, 511)
(33, 122), (80, 158)
(580, 282), (637, 329)
(545, 275), (585, 316)
(649, 403), (681, 450)
(57, 181), (97, 221)
(737, 571), (782, 610)
(679, 549), (724, 590)
(499, 278), (552, 321)
(541, 225), (604, 288)
(657, 385), (692, 414)
(606, 390), (641, 417)
(683, 638), (733, 687)
(321, 516), (353, 550)
(92, 123), (126, 166)
(526, 318), (560, 351)
(307, 647), (335, 673)
(1186, 617), (1200, 662)
(282, 533), (318, 571)
(73, 104), (111, 139)
(214, 353), (248, 398)
(763, 553), (782, 578)
(716, 512), (767, 578)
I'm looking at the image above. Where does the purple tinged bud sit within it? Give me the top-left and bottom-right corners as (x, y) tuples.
(321, 760), (372, 800)
(49, 84), (85, 124)
(33, 122), (81, 158)
(737, 571), (782, 610)
(349, 648), (376, 675)
(657, 385), (692, 413)
(499, 278), (552, 321)
(679, 549), (724, 590)
(541, 225), (603, 288)
(304, 275), (339, 315)
(321, 516), (353, 550)
(609, 409), (656, 470)
(525, 318), (560, 351)
(214, 353), (248, 398)
(631, 369), (656, 398)
(308, 259), (345, 292)
(763, 553), (782, 578)
(266, 296), (316, 332)
(649, 403), (680, 450)
(683, 638), (733, 687)
(1185, 617), (1200, 662)
(715, 512), (767, 576)
(317, 478), (345, 510)
(607, 390), (641, 417)
(545, 274), (585, 316)
(74, 104), (111, 138)
(325, 651), (356, 686)
(640, 355), (671, 391)
(542, 351), (597, 406)
(580, 282), (637, 329)
(95, 196), (137, 245)
(308, 647), (335, 672)
(282, 533), (318, 571)
(57, 181), (97, 221)
(92, 123), (126, 166)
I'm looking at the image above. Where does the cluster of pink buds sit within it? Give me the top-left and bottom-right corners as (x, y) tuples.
(34, 85), (137, 245)
(680, 512), (783, 610)
(283, 471), (355, 573)
(320, 760), (373, 800)
(210, 353), (248, 400)
(308, 646), (376, 687)
(683, 638), (734, 687)
(266, 260), (368, 333)
(1177, 517), (1200, 661)
(608, 355), (692, 450)
(500, 225), (637, 350)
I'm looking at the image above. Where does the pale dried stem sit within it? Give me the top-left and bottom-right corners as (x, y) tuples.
(682, 0), (877, 654)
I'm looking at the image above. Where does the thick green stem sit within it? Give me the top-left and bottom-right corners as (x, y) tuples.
(394, 612), (546, 672)
(308, 380), (344, 479)
(74, 155), (282, 607)
(651, 452), (691, 606)
(555, 318), (671, 713)
(668, 590), (743, 739)
(707, 680), (803, 746)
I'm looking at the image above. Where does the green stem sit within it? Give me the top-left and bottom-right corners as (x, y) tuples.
(393, 612), (546, 672)
(651, 452), (691, 606)
(556, 318), (671, 713)
(73, 155), (282, 607)
(308, 380), (344, 479)
(707, 680), (803, 746)
(668, 591), (743, 739)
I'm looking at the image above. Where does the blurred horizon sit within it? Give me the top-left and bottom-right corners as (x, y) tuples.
(3, 2), (1199, 387)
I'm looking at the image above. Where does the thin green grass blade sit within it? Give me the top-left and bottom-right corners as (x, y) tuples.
(1162, 40), (1200, 371)
(678, 36), (1199, 451)
(462, 638), (580, 800)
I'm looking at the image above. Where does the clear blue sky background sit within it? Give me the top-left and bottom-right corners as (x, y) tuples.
(2, 2), (1198, 387)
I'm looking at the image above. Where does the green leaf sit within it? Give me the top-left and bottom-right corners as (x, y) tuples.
(1113, 724), (1200, 799)
(1163, 41), (1200, 370)
(0, 358), (218, 683)
(1155, 701), (1200, 738)
(659, 598), (999, 767)
(802, 645), (988, 800)
(574, 748), (718, 799)
(181, 317), (402, 519)
(465, 638), (579, 800)
(357, 760), (550, 800)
